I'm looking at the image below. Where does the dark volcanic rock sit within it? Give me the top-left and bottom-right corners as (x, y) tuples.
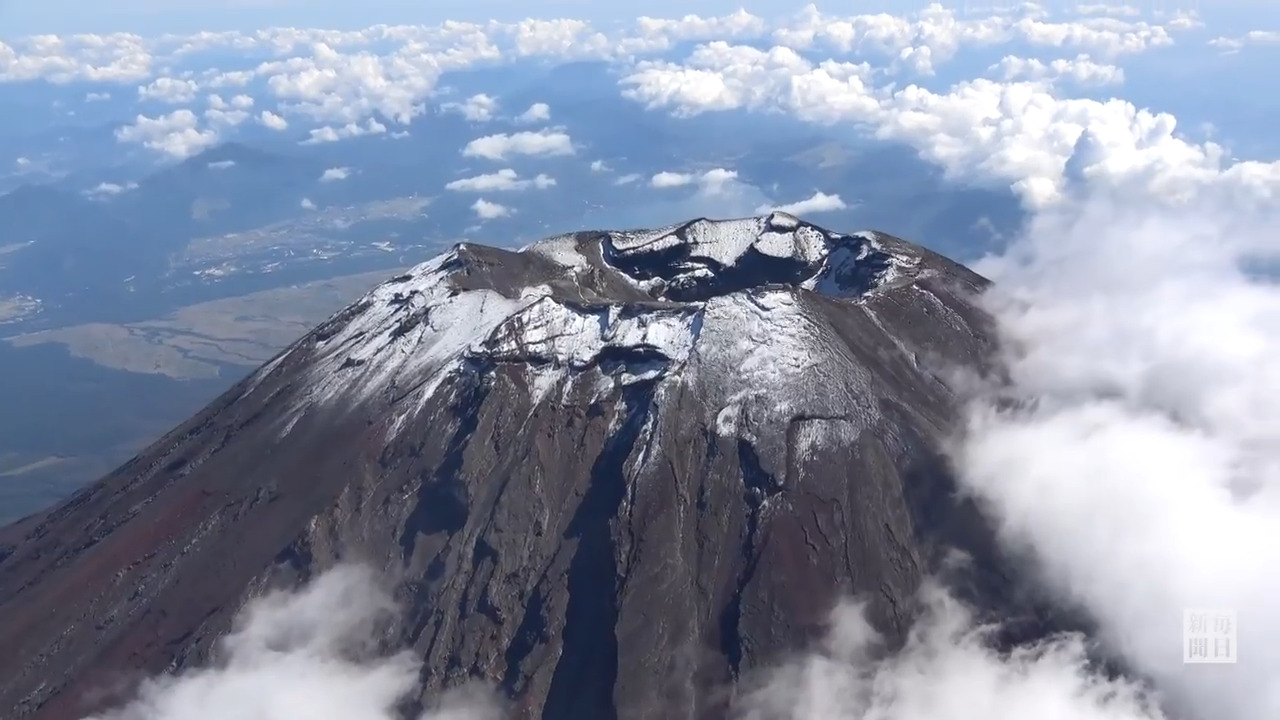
(0, 213), (1044, 720)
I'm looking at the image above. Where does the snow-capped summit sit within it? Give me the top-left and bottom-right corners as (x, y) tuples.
(0, 215), (1050, 720)
(531, 211), (919, 301)
(273, 214), (960, 440)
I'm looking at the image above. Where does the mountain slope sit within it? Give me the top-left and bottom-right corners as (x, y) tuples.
(0, 213), (1046, 720)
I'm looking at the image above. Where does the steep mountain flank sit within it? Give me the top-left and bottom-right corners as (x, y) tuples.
(0, 214), (1047, 720)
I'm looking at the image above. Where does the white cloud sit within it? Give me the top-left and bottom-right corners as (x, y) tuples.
(756, 191), (846, 215)
(303, 118), (387, 144)
(623, 42), (876, 118)
(950, 186), (1280, 720)
(650, 168), (739, 193)
(442, 93), (499, 122)
(471, 198), (512, 219)
(115, 109), (218, 158)
(249, 29), (501, 127)
(768, 3), (1178, 75)
(1074, 3), (1140, 16)
(614, 173), (642, 185)
(138, 76), (199, 103)
(503, 18), (613, 59)
(85, 91), (110, 102)
(650, 170), (695, 188)
(208, 160), (235, 169)
(461, 129), (574, 160)
(259, 110), (289, 130)
(300, 197), (316, 210)
(445, 168), (554, 192)
(83, 181), (137, 198)
(989, 55), (1125, 86)
(320, 166), (351, 182)
(78, 565), (503, 720)
(741, 583), (1165, 720)
(590, 159), (609, 172)
(625, 9), (767, 55)
(0, 3), (1190, 155)
(1210, 30), (1280, 53)
(0, 32), (152, 83)
(208, 93), (253, 110)
(622, 41), (1280, 209)
(516, 102), (551, 123)
(204, 102), (251, 128)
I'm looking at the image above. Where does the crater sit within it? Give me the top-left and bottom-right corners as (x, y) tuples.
(586, 214), (900, 302)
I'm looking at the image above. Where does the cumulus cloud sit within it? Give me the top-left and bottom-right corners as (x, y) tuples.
(471, 198), (512, 219)
(204, 96), (252, 128)
(622, 41), (1280, 208)
(138, 76), (198, 103)
(85, 91), (111, 102)
(650, 168), (737, 192)
(767, 3), (1178, 75)
(320, 166), (351, 182)
(989, 55), (1125, 86)
(0, 3), (1191, 149)
(756, 191), (846, 215)
(81, 565), (503, 720)
(208, 93), (253, 110)
(516, 102), (551, 123)
(461, 129), (574, 160)
(300, 197), (316, 210)
(445, 168), (554, 192)
(650, 171), (695, 188)
(624, 8), (768, 55)
(1209, 30), (1280, 53)
(115, 109), (218, 158)
(83, 181), (138, 198)
(259, 110), (289, 130)
(443, 93), (499, 122)
(303, 118), (388, 144)
(0, 32), (152, 83)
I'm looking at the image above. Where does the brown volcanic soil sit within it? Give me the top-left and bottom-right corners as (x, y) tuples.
(0, 216), (1057, 720)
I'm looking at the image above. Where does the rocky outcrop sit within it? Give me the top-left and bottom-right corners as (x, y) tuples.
(0, 214), (1049, 720)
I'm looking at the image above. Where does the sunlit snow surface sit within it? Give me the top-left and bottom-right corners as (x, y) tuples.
(265, 213), (936, 438)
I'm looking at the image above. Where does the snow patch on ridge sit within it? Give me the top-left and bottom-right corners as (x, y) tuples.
(694, 288), (885, 484)
(485, 297), (703, 406)
(282, 250), (538, 433)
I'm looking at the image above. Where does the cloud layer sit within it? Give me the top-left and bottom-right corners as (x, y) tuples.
(739, 584), (1165, 720)
(953, 190), (1280, 720)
